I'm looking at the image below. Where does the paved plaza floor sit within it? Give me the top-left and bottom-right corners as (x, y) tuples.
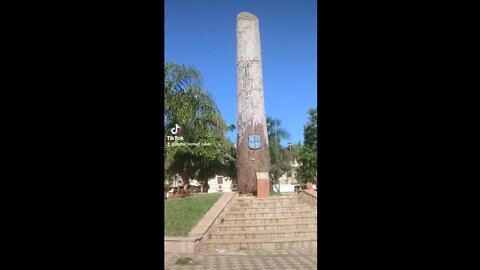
(164, 250), (317, 270)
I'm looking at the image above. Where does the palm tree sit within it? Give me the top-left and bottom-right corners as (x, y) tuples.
(164, 63), (201, 131)
(267, 117), (290, 143)
(164, 63), (225, 138)
(164, 62), (229, 192)
(266, 117), (291, 193)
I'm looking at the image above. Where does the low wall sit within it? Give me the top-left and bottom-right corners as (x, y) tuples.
(298, 190), (317, 207)
(164, 236), (199, 254)
(164, 192), (238, 254)
(272, 184), (296, 193)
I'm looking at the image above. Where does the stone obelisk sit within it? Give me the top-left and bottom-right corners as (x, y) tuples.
(236, 12), (271, 194)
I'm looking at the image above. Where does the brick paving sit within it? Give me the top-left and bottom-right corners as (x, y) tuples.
(164, 250), (317, 270)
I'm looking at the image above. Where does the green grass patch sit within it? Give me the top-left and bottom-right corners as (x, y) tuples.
(165, 193), (222, 236)
(175, 257), (199, 265)
(269, 191), (281, 196)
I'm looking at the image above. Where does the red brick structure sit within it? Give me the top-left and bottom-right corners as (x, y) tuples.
(256, 172), (270, 198)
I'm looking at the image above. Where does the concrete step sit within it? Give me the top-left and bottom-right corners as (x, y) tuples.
(236, 197), (300, 203)
(222, 215), (317, 225)
(202, 194), (318, 252)
(230, 206), (314, 212)
(234, 202), (311, 208)
(210, 228), (317, 240)
(226, 210), (316, 219)
(237, 195), (297, 198)
(215, 221), (317, 232)
(201, 236), (317, 251)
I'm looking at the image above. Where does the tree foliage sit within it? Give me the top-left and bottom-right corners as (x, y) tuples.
(164, 63), (235, 193)
(297, 108), (317, 184)
(266, 117), (291, 186)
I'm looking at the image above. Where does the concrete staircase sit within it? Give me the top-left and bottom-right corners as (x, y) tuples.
(201, 194), (317, 251)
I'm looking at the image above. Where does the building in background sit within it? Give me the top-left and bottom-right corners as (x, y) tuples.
(207, 175), (234, 193)
(272, 159), (301, 193)
(277, 158), (300, 184)
(166, 174), (234, 195)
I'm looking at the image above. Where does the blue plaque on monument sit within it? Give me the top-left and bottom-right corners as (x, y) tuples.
(248, 134), (261, 150)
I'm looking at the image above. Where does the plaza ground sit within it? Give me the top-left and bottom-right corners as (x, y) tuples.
(164, 250), (317, 270)
(164, 191), (318, 269)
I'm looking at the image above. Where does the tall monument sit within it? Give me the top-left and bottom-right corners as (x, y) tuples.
(236, 12), (271, 194)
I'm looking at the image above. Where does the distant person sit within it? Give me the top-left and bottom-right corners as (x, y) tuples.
(313, 177), (317, 191)
(306, 181), (313, 190)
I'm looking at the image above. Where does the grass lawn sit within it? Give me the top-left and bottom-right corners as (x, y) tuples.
(270, 190), (281, 196)
(165, 193), (222, 236)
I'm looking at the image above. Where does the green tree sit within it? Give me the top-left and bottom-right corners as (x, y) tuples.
(164, 63), (202, 130)
(164, 63), (235, 193)
(266, 117), (291, 191)
(164, 63), (203, 194)
(267, 117), (290, 144)
(298, 108), (317, 184)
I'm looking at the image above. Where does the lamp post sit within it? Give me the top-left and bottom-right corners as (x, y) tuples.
(288, 142), (292, 163)
(288, 142), (293, 185)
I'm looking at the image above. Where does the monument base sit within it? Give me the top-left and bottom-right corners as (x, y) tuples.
(256, 172), (270, 198)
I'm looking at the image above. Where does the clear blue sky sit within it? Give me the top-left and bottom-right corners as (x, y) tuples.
(165, 0), (317, 147)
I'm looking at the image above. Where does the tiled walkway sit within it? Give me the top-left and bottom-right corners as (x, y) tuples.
(164, 250), (317, 270)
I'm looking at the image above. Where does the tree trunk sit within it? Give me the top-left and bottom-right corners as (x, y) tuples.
(180, 173), (190, 193)
(201, 181), (209, 193)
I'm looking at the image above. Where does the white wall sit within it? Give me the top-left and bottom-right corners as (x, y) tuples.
(168, 174), (233, 193)
(170, 175), (201, 187)
(208, 175), (232, 193)
(272, 184), (296, 193)
(278, 159), (301, 185)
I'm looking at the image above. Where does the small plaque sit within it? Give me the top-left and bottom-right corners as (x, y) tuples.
(256, 172), (269, 180)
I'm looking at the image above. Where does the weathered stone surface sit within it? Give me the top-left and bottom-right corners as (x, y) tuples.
(236, 12), (270, 194)
(164, 236), (199, 254)
(189, 192), (237, 237)
(298, 190), (317, 207)
(164, 192), (238, 254)
(200, 195), (317, 251)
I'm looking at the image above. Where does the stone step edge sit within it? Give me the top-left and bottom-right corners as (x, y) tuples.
(235, 200), (307, 205)
(237, 195), (298, 197)
(211, 228), (317, 235)
(228, 210), (316, 214)
(203, 236), (317, 244)
(237, 196), (300, 201)
(234, 204), (312, 207)
(236, 199), (302, 202)
(228, 211), (317, 215)
(216, 221), (317, 228)
(226, 213), (317, 217)
(231, 206), (314, 209)
(223, 215), (317, 221)
(229, 208), (317, 212)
